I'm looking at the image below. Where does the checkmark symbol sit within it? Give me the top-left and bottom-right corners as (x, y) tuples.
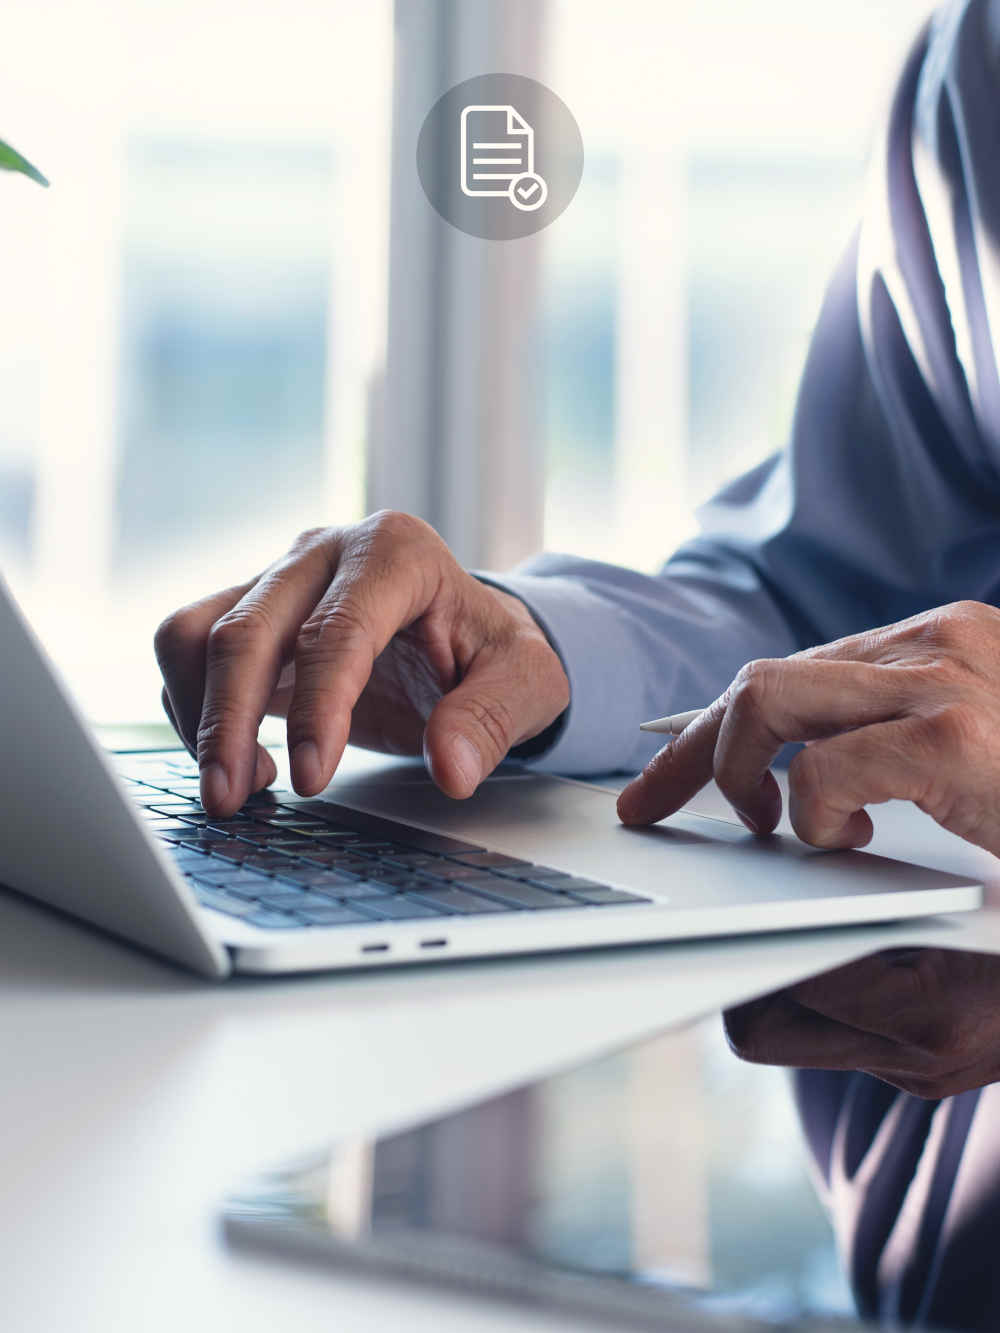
(517, 181), (540, 201)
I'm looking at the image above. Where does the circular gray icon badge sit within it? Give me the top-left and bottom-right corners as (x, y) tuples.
(417, 73), (583, 240)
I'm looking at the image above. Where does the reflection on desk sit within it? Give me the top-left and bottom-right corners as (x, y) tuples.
(227, 946), (1000, 1332)
(726, 947), (1000, 1329)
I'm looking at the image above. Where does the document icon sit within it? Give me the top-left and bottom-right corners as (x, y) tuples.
(460, 105), (546, 209)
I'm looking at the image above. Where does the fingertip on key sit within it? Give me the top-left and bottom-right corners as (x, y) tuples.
(200, 762), (230, 814)
(291, 740), (323, 795)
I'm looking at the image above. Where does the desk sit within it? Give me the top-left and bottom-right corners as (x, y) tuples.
(2, 752), (999, 1333)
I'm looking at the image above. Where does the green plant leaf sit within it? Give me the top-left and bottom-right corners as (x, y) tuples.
(0, 139), (49, 188)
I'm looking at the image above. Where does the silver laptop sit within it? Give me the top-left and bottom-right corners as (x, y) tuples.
(0, 575), (982, 979)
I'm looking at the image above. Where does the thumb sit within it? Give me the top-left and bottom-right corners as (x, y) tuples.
(423, 650), (559, 799)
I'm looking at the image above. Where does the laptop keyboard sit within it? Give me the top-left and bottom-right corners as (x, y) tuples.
(117, 754), (651, 930)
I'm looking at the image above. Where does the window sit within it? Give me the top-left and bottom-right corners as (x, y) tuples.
(541, 0), (932, 571)
(0, 0), (391, 720)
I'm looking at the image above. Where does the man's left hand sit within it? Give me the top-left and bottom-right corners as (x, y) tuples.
(617, 601), (1000, 854)
(724, 948), (1000, 1099)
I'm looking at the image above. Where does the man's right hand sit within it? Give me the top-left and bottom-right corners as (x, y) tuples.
(154, 512), (570, 817)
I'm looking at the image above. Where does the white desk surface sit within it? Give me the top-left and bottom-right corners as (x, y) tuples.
(4, 749), (1000, 1333)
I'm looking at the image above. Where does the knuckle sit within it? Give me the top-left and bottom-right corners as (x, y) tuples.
(730, 658), (781, 713)
(195, 703), (244, 755)
(949, 599), (987, 622)
(918, 1014), (962, 1056)
(206, 607), (273, 660)
(296, 600), (369, 657)
(923, 704), (981, 755)
(364, 508), (433, 545)
(919, 601), (983, 650)
(290, 526), (334, 555)
(153, 609), (198, 665)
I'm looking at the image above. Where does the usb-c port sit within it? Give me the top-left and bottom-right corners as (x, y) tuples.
(361, 943), (389, 954)
(420, 938), (447, 949)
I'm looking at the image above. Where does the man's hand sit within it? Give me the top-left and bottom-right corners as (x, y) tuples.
(724, 948), (1000, 1099)
(154, 512), (569, 816)
(617, 601), (1000, 855)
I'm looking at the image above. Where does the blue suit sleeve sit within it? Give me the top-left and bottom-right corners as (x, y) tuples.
(486, 0), (1000, 777)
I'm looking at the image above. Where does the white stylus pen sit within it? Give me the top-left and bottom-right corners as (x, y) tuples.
(639, 708), (704, 736)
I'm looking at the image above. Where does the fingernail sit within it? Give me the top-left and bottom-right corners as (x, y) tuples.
(291, 740), (322, 793)
(738, 812), (760, 835)
(451, 736), (481, 792)
(200, 763), (229, 811)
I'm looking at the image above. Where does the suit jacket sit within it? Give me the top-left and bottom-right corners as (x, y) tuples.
(490, 0), (1000, 781)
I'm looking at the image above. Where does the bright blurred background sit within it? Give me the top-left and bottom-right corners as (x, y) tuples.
(0, 0), (930, 720)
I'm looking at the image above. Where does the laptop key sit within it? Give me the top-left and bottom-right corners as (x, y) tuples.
(470, 880), (578, 910)
(149, 818), (197, 837)
(243, 852), (298, 874)
(301, 869), (373, 892)
(543, 877), (612, 893)
(195, 868), (273, 893)
(178, 832), (233, 851)
(315, 879), (393, 901)
(205, 819), (262, 836)
(405, 888), (512, 915)
(448, 852), (533, 870)
(271, 865), (337, 886)
(426, 869), (509, 888)
(189, 885), (260, 918)
(379, 852), (443, 870)
(358, 896), (442, 921)
(209, 842), (260, 864)
(296, 846), (366, 867)
(245, 910), (304, 929)
(517, 867), (572, 884)
(281, 800), (486, 855)
(416, 862), (491, 882)
(259, 890), (312, 909)
(295, 905), (372, 927)
(247, 833), (312, 849)
(362, 868), (415, 889)
(566, 887), (651, 906)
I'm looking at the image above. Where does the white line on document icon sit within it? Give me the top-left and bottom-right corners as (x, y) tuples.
(460, 105), (548, 210)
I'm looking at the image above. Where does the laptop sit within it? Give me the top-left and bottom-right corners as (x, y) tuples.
(0, 575), (982, 979)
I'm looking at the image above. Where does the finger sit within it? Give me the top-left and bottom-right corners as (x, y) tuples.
(285, 520), (442, 795)
(252, 746), (278, 793)
(161, 687), (195, 759)
(713, 659), (923, 832)
(787, 716), (936, 848)
(724, 994), (903, 1071)
(161, 684), (275, 792)
(423, 639), (563, 799)
(197, 535), (343, 814)
(785, 951), (926, 1036)
(154, 583), (255, 752)
(617, 692), (730, 826)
